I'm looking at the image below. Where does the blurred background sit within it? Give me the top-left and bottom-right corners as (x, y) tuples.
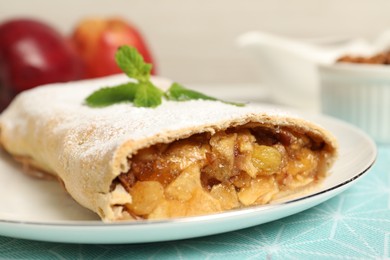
(2, 0), (390, 85)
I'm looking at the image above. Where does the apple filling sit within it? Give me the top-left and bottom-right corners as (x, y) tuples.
(113, 125), (331, 220)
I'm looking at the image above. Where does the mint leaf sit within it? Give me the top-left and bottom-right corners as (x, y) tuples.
(85, 46), (246, 108)
(133, 82), (164, 108)
(115, 46), (152, 82)
(165, 82), (245, 106)
(85, 83), (138, 107)
(165, 82), (218, 101)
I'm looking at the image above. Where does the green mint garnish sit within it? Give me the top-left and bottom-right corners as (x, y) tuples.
(85, 46), (244, 108)
(85, 83), (138, 107)
(133, 82), (163, 108)
(115, 45), (151, 82)
(165, 83), (244, 106)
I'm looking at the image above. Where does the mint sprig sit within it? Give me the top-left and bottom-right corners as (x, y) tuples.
(85, 46), (244, 108)
(134, 82), (163, 107)
(85, 83), (138, 107)
(165, 83), (244, 106)
(115, 46), (151, 82)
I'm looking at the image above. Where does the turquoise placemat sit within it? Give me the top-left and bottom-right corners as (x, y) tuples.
(0, 145), (389, 259)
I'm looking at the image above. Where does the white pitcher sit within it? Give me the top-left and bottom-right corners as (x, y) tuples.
(237, 31), (370, 111)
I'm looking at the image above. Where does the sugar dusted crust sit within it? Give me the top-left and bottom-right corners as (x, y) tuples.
(0, 75), (338, 221)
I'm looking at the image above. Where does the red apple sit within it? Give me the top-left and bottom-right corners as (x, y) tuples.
(0, 18), (84, 110)
(71, 17), (156, 78)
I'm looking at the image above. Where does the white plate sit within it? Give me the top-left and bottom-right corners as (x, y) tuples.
(0, 112), (376, 244)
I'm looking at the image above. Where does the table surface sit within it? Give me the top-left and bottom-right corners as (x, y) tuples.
(0, 86), (389, 259)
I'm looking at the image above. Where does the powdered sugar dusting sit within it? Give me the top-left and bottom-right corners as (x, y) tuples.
(1, 74), (297, 161)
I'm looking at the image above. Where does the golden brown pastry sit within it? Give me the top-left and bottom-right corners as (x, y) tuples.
(0, 75), (337, 221)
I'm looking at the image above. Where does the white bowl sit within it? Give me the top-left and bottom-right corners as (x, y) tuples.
(319, 63), (390, 143)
